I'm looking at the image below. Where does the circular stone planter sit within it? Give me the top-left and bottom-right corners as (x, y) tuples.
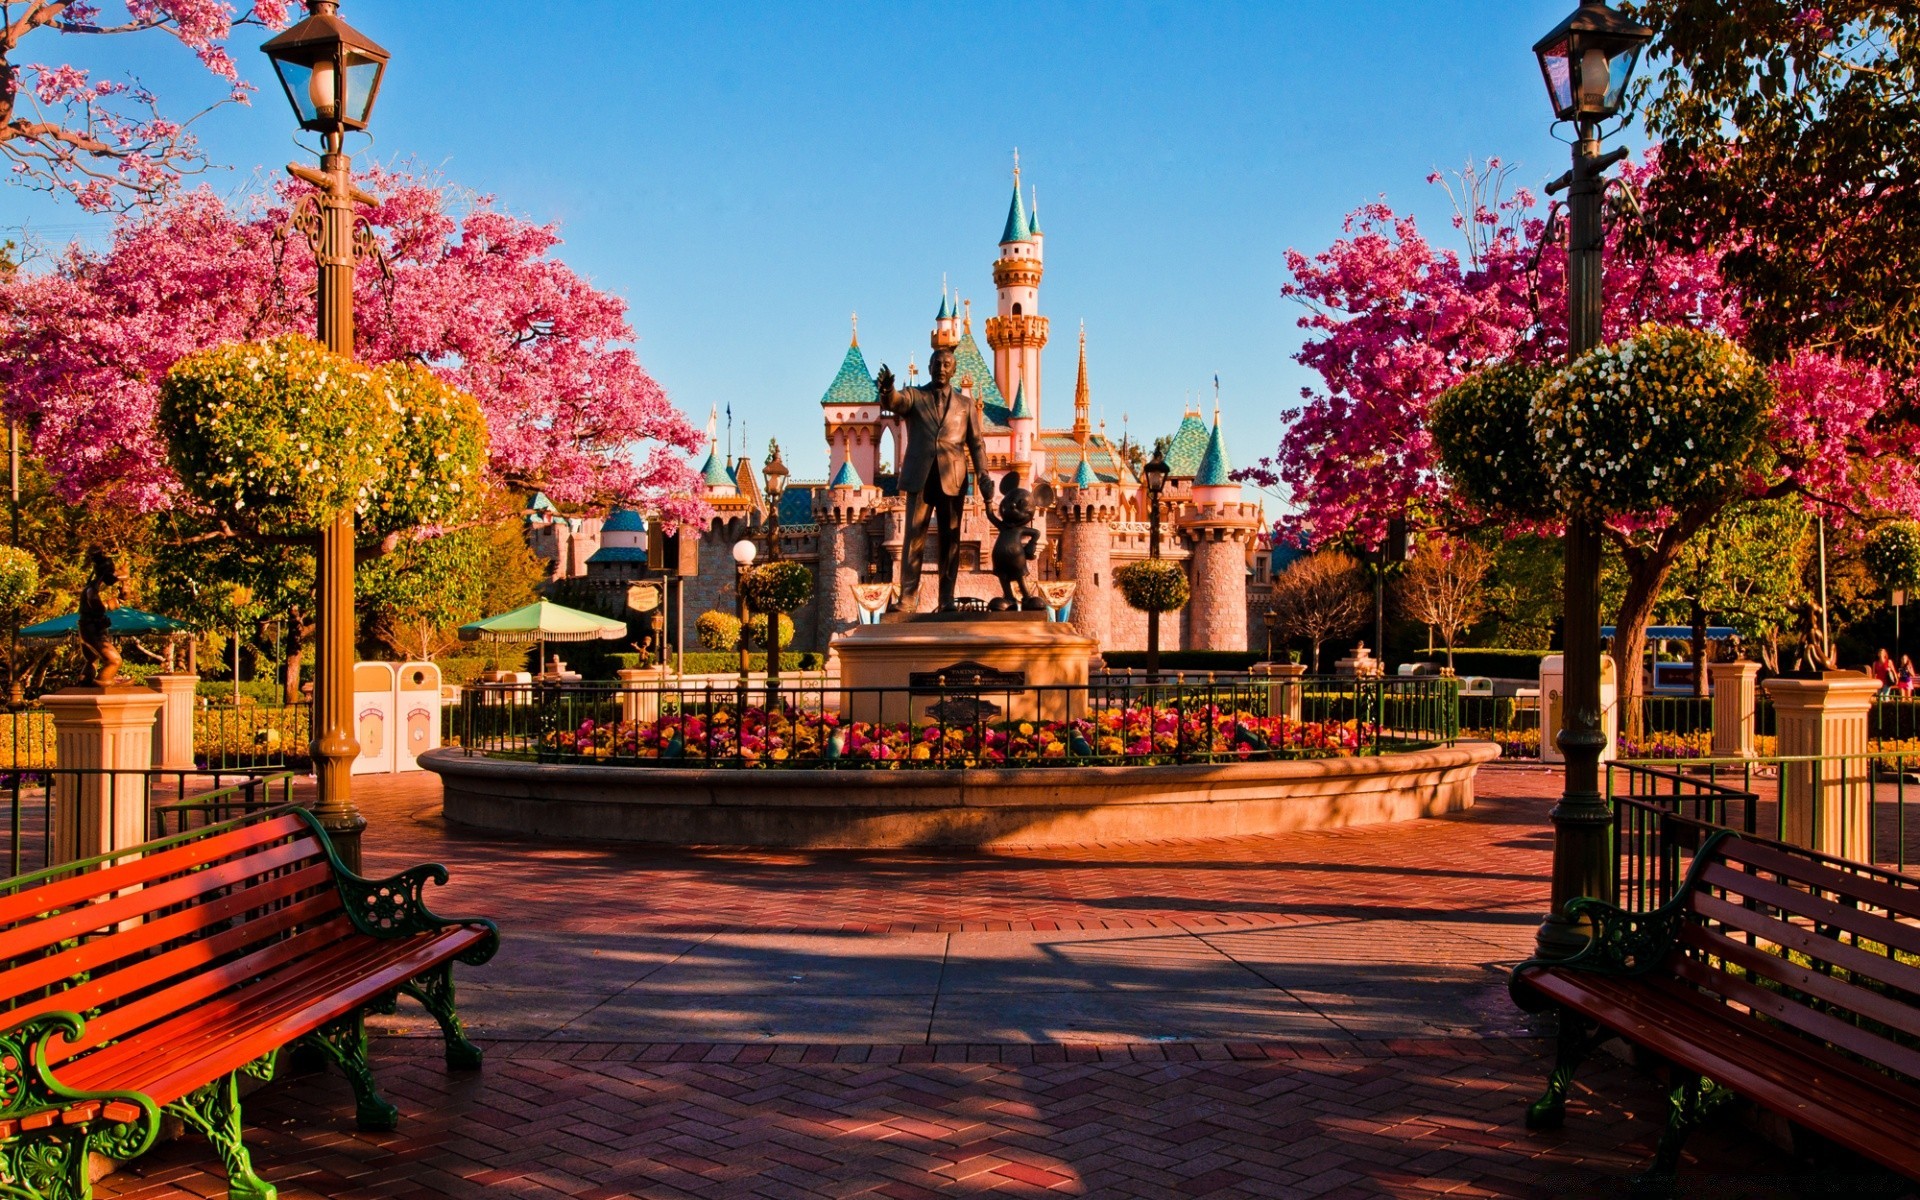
(421, 741), (1501, 850)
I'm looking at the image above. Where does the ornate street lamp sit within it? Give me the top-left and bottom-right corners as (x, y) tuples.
(1143, 448), (1171, 684)
(760, 444), (788, 694)
(262, 0), (391, 871)
(1532, 0), (1652, 959)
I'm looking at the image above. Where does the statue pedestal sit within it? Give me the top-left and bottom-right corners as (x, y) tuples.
(42, 686), (166, 866)
(151, 673), (199, 772)
(831, 613), (1097, 725)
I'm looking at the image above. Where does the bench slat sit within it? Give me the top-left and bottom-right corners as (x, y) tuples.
(1674, 923), (1920, 1062)
(60, 927), (487, 1105)
(1698, 860), (1920, 962)
(42, 915), (359, 1065)
(1722, 838), (1920, 927)
(0, 861), (339, 1005)
(0, 814), (310, 929)
(1691, 890), (1920, 1007)
(3, 891), (345, 1045)
(1521, 966), (1920, 1175)
(0, 835), (327, 966)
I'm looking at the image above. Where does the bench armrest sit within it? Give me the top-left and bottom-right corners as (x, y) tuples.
(0, 1011), (161, 1157)
(294, 810), (500, 965)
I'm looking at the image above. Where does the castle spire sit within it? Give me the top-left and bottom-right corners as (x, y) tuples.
(850, 311), (858, 347)
(962, 297), (972, 335)
(1072, 320), (1091, 444)
(1000, 151), (1032, 244)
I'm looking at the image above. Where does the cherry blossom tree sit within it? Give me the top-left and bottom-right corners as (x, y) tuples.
(0, 1), (291, 211)
(0, 169), (707, 528)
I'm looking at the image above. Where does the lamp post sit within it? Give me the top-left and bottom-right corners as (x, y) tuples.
(1143, 447), (1171, 684)
(732, 538), (757, 696)
(1532, 0), (1651, 958)
(263, 0), (390, 872)
(1264, 607), (1278, 665)
(760, 444), (788, 698)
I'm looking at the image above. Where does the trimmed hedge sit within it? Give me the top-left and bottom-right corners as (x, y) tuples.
(1412, 649), (1548, 679)
(1103, 650), (1263, 672)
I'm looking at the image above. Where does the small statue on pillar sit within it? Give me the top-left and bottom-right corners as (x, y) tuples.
(78, 548), (125, 687)
(984, 476), (1051, 612)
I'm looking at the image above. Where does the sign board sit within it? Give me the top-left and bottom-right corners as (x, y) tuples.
(647, 525), (700, 576)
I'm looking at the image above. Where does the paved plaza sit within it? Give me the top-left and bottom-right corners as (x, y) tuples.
(96, 765), (1832, 1198)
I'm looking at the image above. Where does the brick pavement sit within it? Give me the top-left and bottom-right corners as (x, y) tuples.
(94, 763), (1870, 1198)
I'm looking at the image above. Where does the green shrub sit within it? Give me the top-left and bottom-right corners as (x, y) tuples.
(1430, 362), (1554, 517)
(744, 612), (796, 650)
(695, 610), (741, 651)
(0, 547), (38, 612)
(1113, 560), (1190, 613)
(1103, 650), (1262, 672)
(1866, 522), (1920, 592)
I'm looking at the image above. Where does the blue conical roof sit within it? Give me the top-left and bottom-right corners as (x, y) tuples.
(1000, 183), (1031, 244)
(820, 342), (879, 408)
(1164, 412), (1211, 477)
(1195, 416), (1234, 487)
(830, 460), (862, 488)
(1073, 457), (1098, 488)
(601, 507), (645, 533)
(936, 289), (952, 320)
(699, 445), (733, 488)
(526, 491), (555, 512)
(1009, 379), (1033, 421)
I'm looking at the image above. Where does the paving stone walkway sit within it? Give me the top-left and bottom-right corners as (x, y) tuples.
(97, 763), (1850, 1198)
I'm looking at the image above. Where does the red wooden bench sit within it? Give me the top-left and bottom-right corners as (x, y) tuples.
(1512, 829), (1920, 1189)
(0, 808), (497, 1200)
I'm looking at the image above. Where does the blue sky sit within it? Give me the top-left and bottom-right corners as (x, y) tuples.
(8, 1), (1602, 489)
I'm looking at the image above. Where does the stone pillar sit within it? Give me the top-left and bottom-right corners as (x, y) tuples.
(1251, 661), (1306, 724)
(151, 673), (198, 773)
(42, 687), (167, 866)
(1709, 660), (1761, 759)
(616, 669), (661, 725)
(1178, 502), (1262, 652)
(1059, 483), (1118, 650)
(1762, 676), (1881, 861)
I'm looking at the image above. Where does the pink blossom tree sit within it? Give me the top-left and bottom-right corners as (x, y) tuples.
(1248, 158), (1916, 711)
(0, 169), (708, 531)
(0, 1), (292, 211)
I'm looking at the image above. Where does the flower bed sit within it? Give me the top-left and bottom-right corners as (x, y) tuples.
(541, 702), (1380, 768)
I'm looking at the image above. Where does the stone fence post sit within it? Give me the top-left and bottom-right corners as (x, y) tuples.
(1708, 661), (1760, 759)
(1251, 661), (1306, 724)
(151, 673), (199, 773)
(43, 687), (166, 866)
(1760, 675), (1881, 862)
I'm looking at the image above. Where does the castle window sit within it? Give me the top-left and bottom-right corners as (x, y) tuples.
(1012, 303), (1023, 315)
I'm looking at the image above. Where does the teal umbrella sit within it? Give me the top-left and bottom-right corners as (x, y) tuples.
(20, 607), (187, 638)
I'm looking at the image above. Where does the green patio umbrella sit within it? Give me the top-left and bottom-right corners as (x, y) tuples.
(458, 600), (626, 676)
(19, 607), (188, 638)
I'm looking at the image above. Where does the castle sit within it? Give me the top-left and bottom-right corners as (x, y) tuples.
(527, 165), (1281, 656)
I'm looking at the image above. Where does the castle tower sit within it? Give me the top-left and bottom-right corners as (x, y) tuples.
(1071, 321), (1091, 445)
(931, 285), (960, 350)
(814, 459), (878, 647)
(1059, 455), (1119, 647)
(1007, 378), (1036, 478)
(1178, 413), (1260, 651)
(986, 155), (1048, 424)
(819, 317), (885, 486)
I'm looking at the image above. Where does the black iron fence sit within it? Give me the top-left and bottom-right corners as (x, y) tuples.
(0, 767), (296, 879)
(1609, 751), (1920, 912)
(454, 675), (1461, 769)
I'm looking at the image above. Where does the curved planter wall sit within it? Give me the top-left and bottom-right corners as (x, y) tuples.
(421, 742), (1501, 850)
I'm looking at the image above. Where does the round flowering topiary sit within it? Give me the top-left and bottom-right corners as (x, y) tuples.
(364, 361), (489, 532)
(1114, 559), (1191, 614)
(1866, 522), (1920, 592)
(695, 610), (741, 651)
(1532, 325), (1771, 518)
(160, 336), (393, 535)
(0, 547), (36, 612)
(744, 612), (797, 650)
(740, 560), (813, 614)
(1429, 361), (1555, 517)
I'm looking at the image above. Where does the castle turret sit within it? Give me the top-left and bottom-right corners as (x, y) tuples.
(1178, 412), (1260, 651)
(814, 460), (878, 647)
(819, 319), (885, 487)
(932, 282), (960, 350)
(1059, 454), (1119, 647)
(698, 443), (736, 498)
(986, 154), (1048, 425)
(1008, 378), (1035, 476)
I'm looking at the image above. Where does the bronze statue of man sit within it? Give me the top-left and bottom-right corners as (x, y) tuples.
(876, 346), (989, 612)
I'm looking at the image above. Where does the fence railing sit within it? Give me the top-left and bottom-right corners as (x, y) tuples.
(1609, 751), (1920, 912)
(455, 675), (1461, 769)
(0, 767), (296, 878)
(0, 700), (311, 772)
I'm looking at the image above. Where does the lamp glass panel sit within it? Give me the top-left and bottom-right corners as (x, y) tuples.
(344, 56), (383, 124)
(1604, 46), (1641, 111)
(274, 59), (321, 125)
(1537, 36), (1574, 118)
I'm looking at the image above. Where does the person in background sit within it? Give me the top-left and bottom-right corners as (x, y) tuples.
(1873, 648), (1898, 693)
(1901, 654), (1916, 697)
